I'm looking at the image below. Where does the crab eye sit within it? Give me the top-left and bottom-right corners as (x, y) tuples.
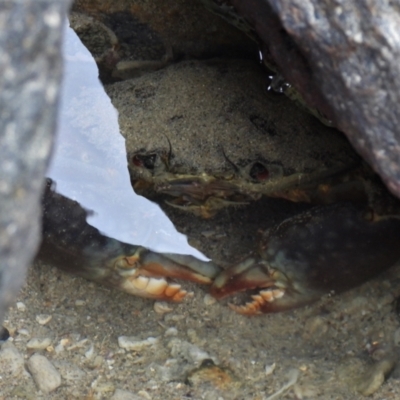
(249, 162), (283, 183)
(249, 162), (270, 181)
(132, 154), (157, 169)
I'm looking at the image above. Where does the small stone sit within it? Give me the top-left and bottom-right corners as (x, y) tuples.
(27, 354), (62, 393)
(111, 389), (143, 400)
(164, 327), (178, 337)
(35, 314), (52, 325)
(0, 341), (26, 377)
(203, 294), (216, 306)
(118, 336), (158, 351)
(153, 301), (173, 314)
(16, 302), (26, 311)
(75, 300), (86, 306)
(26, 337), (52, 350)
(265, 363), (276, 376)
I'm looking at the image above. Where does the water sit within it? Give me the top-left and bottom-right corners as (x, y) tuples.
(47, 24), (208, 260)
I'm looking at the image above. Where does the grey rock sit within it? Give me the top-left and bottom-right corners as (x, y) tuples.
(0, 0), (72, 322)
(0, 341), (26, 377)
(27, 353), (62, 393)
(228, 0), (400, 199)
(26, 337), (52, 350)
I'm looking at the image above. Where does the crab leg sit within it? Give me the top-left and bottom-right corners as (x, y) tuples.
(37, 181), (221, 302)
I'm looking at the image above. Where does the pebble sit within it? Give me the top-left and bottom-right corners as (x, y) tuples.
(111, 389), (144, 400)
(203, 294), (216, 306)
(26, 338), (52, 350)
(265, 362), (276, 376)
(75, 299), (86, 306)
(16, 302), (26, 312)
(27, 354), (62, 393)
(153, 301), (173, 314)
(35, 314), (52, 325)
(164, 327), (178, 337)
(118, 336), (159, 351)
(0, 341), (26, 377)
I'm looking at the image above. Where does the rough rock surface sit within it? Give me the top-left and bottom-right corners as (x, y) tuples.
(228, 0), (400, 199)
(72, 0), (256, 82)
(0, 0), (71, 322)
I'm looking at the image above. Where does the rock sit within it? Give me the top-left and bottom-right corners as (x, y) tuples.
(26, 337), (53, 350)
(27, 354), (62, 393)
(0, 0), (72, 322)
(72, 0), (255, 83)
(118, 336), (159, 351)
(0, 341), (26, 377)
(223, 0), (400, 199)
(35, 314), (52, 325)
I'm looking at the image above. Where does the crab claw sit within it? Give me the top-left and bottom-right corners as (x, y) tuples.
(111, 248), (221, 301)
(210, 258), (304, 314)
(211, 202), (400, 315)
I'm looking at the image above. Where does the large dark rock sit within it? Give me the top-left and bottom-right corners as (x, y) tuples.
(0, 0), (71, 322)
(227, 0), (400, 199)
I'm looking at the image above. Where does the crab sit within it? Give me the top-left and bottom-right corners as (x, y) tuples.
(103, 58), (400, 314)
(105, 59), (360, 219)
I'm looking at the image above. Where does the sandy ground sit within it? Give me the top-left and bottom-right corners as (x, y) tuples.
(2, 197), (400, 399)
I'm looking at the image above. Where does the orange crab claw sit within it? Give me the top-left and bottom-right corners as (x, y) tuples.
(112, 248), (221, 302)
(210, 258), (299, 315)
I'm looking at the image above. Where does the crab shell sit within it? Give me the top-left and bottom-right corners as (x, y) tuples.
(105, 59), (359, 217)
(211, 202), (400, 314)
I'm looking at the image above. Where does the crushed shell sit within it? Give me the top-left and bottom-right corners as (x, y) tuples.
(229, 288), (285, 315)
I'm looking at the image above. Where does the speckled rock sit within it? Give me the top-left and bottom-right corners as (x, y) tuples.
(27, 354), (62, 393)
(0, 341), (26, 378)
